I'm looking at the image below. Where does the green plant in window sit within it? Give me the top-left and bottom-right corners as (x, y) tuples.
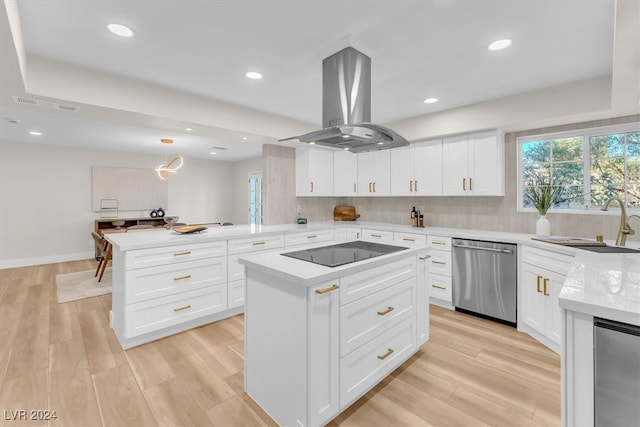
(524, 176), (564, 215)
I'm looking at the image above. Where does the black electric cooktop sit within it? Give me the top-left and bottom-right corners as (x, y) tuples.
(281, 240), (408, 268)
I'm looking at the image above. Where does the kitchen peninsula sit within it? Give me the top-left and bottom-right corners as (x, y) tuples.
(238, 241), (430, 426)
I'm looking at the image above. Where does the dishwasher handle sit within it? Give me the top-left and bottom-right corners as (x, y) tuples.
(452, 242), (514, 254)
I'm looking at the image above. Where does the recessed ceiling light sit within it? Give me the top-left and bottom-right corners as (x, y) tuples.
(242, 136), (248, 140)
(423, 97), (439, 104)
(107, 23), (135, 38)
(487, 39), (512, 51)
(377, 141), (384, 145)
(343, 147), (350, 151)
(29, 131), (42, 136)
(209, 151), (217, 155)
(245, 71), (263, 80)
(309, 141), (316, 145)
(185, 128), (192, 132)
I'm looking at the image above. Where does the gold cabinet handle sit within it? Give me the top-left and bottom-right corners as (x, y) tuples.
(432, 260), (446, 265)
(377, 306), (395, 316)
(469, 177), (473, 191)
(306, 235), (317, 239)
(543, 278), (550, 296)
(353, 183), (357, 193)
(370, 234), (382, 238)
(403, 237), (415, 242)
(419, 255), (432, 260)
(377, 348), (394, 360)
(373, 182), (376, 192)
(369, 182), (372, 192)
(536, 275), (543, 293)
(409, 180), (414, 192)
(252, 241), (266, 246)
(432, 284), (446, 290)
(315, 284), (339, 295)
(463, 177), (466, 190)
(432, 241), (446, 246)
(356, 232), (360, 239)
(174, 251), (192, 256)
(310, 181), (314, 193)
(173, 305), (192, 312)
(173, 274), (192, 281)
(414, 180), (418, 192)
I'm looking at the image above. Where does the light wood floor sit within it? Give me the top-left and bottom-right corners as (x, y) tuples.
(0, 260), (560, 426)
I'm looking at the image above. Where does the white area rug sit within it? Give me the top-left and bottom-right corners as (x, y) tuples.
(56, 269), (112, 303)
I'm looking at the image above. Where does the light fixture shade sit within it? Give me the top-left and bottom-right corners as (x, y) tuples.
(155, 155), (183, 180)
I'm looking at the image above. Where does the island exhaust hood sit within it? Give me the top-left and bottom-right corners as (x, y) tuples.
(280, 47), (409, 153)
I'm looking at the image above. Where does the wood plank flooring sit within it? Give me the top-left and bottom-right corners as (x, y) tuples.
(0, 260), (560, 426)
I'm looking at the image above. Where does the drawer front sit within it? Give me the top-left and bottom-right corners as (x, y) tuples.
(341, 257), (416, 306)
(285, 229), (335, 248)
(228, 253), (245, 282)
(360, 229), (394, 243)
(427, 235), (452, 251)
(430, 250), (452, 276)
(227, 234), (284, 255)
(394, 232), (427, 247)
(126, 257), (226, 303)
(430, 273), (452, 302)
(228, 279), (244, 309)
(340, 317), (416, 408)
(340, 278), (416, 357)
(125, 285), (227, 338)
(521, 245), (574, 275)
(125, 241), (227, 270)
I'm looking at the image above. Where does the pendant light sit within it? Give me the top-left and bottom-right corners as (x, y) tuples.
(155, 138), (183, 180)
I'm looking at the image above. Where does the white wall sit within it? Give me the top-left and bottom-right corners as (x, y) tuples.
(0, 140), (258, 268)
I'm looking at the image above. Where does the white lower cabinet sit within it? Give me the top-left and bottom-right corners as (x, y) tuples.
(426, 235), (453, 306)
(416, 251), (431, 346)
(519, 245), (573, 351)
(244, 252), (425, 426)
(360, 228), (394, 243)
(285, 228), (335, 248)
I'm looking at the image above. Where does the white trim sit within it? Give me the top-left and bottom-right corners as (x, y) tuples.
(0, 251), (94, 270)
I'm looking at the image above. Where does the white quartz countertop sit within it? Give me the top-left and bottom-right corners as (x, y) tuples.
(238, 243), (426, 287)
(559, 251), (640, 326)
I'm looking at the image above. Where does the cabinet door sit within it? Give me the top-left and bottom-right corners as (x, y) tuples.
(357, 151), (390, 195)
(357, 151), (375, 195)
(296, 147), (333, 196)
(416, 252), (431, 346)
(442, 134), (469, 195)
(545, 269), (564, 345)
(413, 139), (443, 196)
(333, 150), (358, 196)
(308, 281), (340, 426)
(520, 263), (547, 336)
(390, 145), (414, 196)
(467, 131), (504, 196)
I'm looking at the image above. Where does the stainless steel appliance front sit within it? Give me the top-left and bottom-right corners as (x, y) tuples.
(452, 238), (517, 325)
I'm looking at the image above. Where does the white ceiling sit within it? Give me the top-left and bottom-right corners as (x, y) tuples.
(0, 0), (629, 161)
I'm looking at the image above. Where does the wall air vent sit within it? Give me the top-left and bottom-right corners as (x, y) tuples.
(12, 95), (79, 112)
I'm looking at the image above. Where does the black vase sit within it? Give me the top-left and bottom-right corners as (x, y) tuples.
(156, 208), (165, 218)
(150, 210), (157, 218)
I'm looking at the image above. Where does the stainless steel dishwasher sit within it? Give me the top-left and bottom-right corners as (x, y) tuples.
(452, 238), (517, 326)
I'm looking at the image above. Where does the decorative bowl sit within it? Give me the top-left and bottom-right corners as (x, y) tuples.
(111, 220), (125, 228)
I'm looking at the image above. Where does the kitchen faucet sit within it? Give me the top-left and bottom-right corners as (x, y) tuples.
(601, 197), (635, 246)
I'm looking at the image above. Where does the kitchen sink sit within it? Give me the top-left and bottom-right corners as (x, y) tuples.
(572, 245), (640, 254)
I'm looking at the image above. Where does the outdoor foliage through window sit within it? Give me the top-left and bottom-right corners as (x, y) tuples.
(520, 125), (640, 211)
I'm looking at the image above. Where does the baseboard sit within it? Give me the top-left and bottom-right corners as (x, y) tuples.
(0, 251), (94, 270)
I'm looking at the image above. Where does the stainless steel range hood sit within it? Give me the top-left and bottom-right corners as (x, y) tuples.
(281, 47), (409, 153)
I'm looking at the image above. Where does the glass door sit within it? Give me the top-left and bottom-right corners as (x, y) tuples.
(248, 172), (263, 225)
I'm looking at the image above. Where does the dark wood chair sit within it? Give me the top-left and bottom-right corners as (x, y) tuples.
(91, 231), (111, 282)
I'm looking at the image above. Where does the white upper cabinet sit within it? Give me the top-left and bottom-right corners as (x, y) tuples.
(390, 139), (443, 196)
(442, 130), (504, 196)
(333, 150), (358, 196)
(295, 147), (334, 196)
(357, 150), (390, 196)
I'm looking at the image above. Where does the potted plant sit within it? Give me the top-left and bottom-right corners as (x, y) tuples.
(524, 177), (562, 236)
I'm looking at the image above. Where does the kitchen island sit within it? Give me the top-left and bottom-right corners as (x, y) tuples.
(238, 241), (430, 427)
(559, 251), (640, 426)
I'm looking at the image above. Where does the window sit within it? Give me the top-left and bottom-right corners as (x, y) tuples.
(248, 172), (263, 225)
(518, 123), (640, 212)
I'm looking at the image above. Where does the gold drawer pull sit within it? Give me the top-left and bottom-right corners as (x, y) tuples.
(543, 278), (550, 296)
(310, 181), (314, 192)
(432, 260), (446, 265)
(377, 348), (394, 360)
(353, 183), (357, 193)
(372, 182), (376, 192)
(174, 251), (192, 256)
(415, 180), (418, 192)
(173, 305), (192, 312)
(174, 274), (192, 281)
(536, 276), (543, 293)
(432, 241), (446, 245)
(315, 284), (339, 295)
(463, 177), (466, 190)
(419, 255), (432, 260)
(432, 284), (446, 290)
(402, 237), (415, 242)
(377, 306), (395, 316)
(252, 241), (266, 246)
(370, 234), (382, 238)
(409, 180), (413, 192)
(307, 235), (317, 239)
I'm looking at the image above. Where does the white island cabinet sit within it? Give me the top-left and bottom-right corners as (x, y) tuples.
(240, 244), (429, 426)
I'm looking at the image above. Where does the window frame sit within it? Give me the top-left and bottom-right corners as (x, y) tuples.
(517, 122), (640, 215)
